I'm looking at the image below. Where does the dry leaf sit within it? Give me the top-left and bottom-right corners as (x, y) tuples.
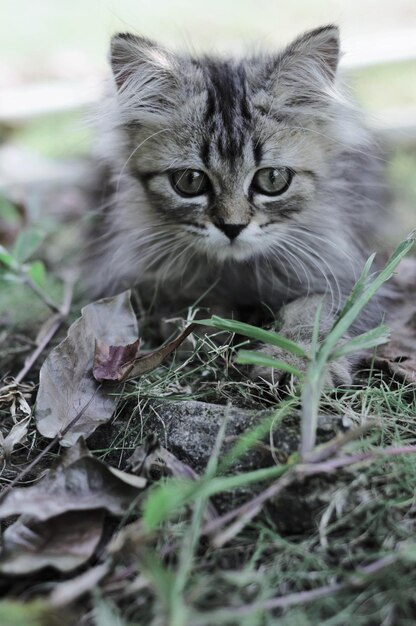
(0, 441), (146, 521)
(49, 561), (111, 607)
(0, 380), (34, 411)
(36, 290), (195, 445)
(0, 510), (105, 574)
(10, 393), (32, 418)
(0, 415), (30, 460)
(93, 339), (141, 382)
(0, 440), (147, 575)
(35, 291), (138, 446)
(127, 433), (202, 481)
(92, 324), (196, 383)
(125, 323), (196, 379)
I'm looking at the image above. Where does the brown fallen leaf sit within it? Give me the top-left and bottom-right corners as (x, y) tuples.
(0, 510), (105, 574)
(92, 323), (196, 383)
(0, 380), (33, 461)
(49, 561), (111, 607)
(93, 338), (141, 382)
(36, 291), (195, 445)
(0, 440), (147, 575)
(35, 291), (138, 446)
(0, 440), (146, 521)
(0, 380), (34, 412)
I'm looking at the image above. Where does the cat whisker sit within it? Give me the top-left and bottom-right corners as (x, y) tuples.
(282, 234), (343, 316)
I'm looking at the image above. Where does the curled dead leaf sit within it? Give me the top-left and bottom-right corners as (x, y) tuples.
(0, 439), (147, 574)
(127, 433), (202, 482)
(92, 323), (196, 383)
(127, 434), (218, 523)
(0, 440), (146, 521)
(0, 510), (105, 574)
(35, 291), (138, 446)
(35, 290), (195, 446)
(93, 338), (141, 382)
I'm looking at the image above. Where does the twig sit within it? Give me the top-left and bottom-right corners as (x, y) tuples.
(210, 502), (264, 548)
(189, 553), (399, 624)
(243, 555), (398, 613)
(14, 274), (75, 384)
(304, 445), (416, 472)
(202, 444), (416, 544)
(0, 436), (58, 502)
(303, 420), (377, 463)
(23, 274), (61, 314)
(0, 385), (101, 502)
(202, 467), (296, 540)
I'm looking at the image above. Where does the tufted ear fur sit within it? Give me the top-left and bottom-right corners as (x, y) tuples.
(279, 25), (340, 82)
(109, 33), (182, 120)
(110, 33), (177, 87)
(255, 25), (341, 109)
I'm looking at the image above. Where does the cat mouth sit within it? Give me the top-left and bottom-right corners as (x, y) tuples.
(201, 236), (257, 262)
(181, 221), (265, 261)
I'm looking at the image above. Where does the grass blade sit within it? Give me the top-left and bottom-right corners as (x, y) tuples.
(219, 399), (297, 471)
(236, 349), (303, 378)
(301, 231), (415, 459)
(334, 253), (376, 327)
(195, 316), (308, 358)
(323, 232), (415, 359)
(329, 324), (390, 360)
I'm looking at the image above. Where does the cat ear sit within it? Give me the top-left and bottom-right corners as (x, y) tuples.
(279, 25), (340, 82)
(253, 25), (341, 110)
(110, 32), (178, 91)
(109, 33), (181, 120)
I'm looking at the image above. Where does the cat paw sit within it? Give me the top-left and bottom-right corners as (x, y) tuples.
(251, 344), (353, 389)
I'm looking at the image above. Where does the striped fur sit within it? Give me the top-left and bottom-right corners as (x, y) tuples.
(87, 26), (389, 335)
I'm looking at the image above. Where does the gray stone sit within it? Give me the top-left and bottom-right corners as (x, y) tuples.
(92, 398), (350, 528)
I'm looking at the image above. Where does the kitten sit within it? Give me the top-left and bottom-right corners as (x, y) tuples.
(87, 25), (389, 384)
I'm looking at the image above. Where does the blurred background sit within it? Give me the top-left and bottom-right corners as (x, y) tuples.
(0, 0), (415, 245)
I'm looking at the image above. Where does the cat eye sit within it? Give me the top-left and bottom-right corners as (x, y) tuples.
(251, 167), (294, 196)
(170, 169), (210, 197)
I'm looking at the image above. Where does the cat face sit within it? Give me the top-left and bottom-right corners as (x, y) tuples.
(132, 108), (319, 263)
(107, 27), (347, 266)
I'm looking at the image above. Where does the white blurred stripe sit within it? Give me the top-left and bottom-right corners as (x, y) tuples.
(0, 30), (415, 128)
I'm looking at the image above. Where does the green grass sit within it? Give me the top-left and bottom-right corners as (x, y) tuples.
(103, 375), (416, 626)
(1, 228), (416, 624)
(76, 237), (415, 626)
(1, 85), (416, 626)
(1, 5), (416, 621)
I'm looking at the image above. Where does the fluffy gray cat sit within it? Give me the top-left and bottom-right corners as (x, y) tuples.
(88, 25), (389, 384)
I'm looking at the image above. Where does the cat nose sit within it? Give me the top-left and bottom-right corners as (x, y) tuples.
(215, 222), (247, 240)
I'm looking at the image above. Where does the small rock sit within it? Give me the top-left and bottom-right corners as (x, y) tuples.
(92, 398), (351, 530)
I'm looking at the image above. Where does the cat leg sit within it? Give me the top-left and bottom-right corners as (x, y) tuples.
(253, 295), (354, 387)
